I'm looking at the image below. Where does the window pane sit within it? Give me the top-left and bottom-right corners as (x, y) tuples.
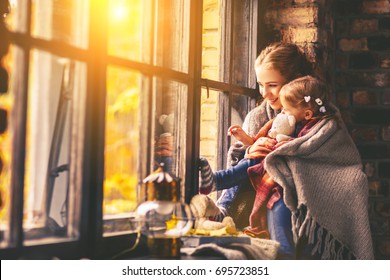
(5, 0), (29, 33)
(201, 0), (257, 88)
(154, 0), (189, 73)
(231, 93), (256, 138)
(199, 91), (256, 171)
(231, 0), (257, 88)
(108, 0), (152, 63)
(152, 77), (187, 189)
(202, 0), (221, 81)
(23, 49), (86, 244)
(103, 66), (140, 234)
(31, 0), (89, 49)
(199, 88), (221, 171)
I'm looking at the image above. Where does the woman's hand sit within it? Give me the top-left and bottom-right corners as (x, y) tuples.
(227, 125), (254, 145)
(245, 137), (276, 159)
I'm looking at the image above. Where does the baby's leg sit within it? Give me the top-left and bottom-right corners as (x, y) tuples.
(199, 157), (260, 194)
(214, 158), (260, 189)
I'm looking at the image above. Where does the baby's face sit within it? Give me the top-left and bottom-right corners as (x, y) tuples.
(280, 96), (308, 123)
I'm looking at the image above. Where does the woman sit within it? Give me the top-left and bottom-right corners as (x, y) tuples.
(214, 42), (313, 259)
(199, 42), (373, 259)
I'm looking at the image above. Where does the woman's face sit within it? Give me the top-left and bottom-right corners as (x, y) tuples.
(255, 66), (287, 111)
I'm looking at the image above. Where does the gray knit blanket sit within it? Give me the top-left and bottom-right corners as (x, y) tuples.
(264, 113), (374, 259)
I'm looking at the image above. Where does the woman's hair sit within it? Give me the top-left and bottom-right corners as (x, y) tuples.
(255, 42), (314, 82)
(280, 75), (335, 119)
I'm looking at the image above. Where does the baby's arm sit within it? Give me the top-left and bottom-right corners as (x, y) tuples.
(228, 125), (254, 145)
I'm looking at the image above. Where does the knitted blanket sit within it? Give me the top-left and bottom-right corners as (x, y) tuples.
(264, 113), (374, 259)
(244, 119), (320, 239)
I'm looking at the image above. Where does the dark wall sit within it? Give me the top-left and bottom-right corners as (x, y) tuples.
(334, 0), (390, 260)
(259, 0), (390, 259)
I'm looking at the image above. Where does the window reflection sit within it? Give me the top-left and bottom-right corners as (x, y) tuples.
(154, 0), (189, 73)
(153, 78), (187, 185)
(108, 0), (151, 63)
(31, 0), (89, 49)
(24, 49), (86, 243)
(103, 66), (140, 223)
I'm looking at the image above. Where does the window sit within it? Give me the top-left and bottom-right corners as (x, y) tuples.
(0, 0), (259, 259)
(199, 0), (258, 181)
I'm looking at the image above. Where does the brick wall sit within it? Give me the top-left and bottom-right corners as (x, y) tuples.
(334, 0), (390, 260)
(260, 0), (333, 82)
(260, 0), (390, 259)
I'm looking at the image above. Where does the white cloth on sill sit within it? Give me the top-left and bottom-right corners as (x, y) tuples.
(181, 236), (279, 260)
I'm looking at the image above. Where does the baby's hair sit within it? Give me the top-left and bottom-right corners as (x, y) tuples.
(255, 42), (314, 82)
(280, 75), (335, 120)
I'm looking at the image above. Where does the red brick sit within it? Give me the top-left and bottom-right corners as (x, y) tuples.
(352, 90), (378, 105)
(351, 19), (378, 34)
(362, 0), (390, 14)
(351, 127), (378, 142)
(380, 56), (390, 68)
(282, 27), (318, 43)
(338, 38), (368, 51)
(265, 7), (318, 28)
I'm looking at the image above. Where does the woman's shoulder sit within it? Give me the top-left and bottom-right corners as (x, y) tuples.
(246, 100), (277, 120)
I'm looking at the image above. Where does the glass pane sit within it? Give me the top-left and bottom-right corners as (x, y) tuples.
(201, 0), (257, 88)
(231, 0), (255, 88)
(5, 0), (29, 33)
(108, 0), (152, 63)
(23, 49), (86, 244)
(231, 93), (256, 144)
(154, 0), (189, 73)
(199, 88), (220, 171)
(103, 66), (140, 234)
(152, 77), (187, 187)
(31, 0), (89, 49)
(199, 91), (256, 172)
(202, 0), (221, 81)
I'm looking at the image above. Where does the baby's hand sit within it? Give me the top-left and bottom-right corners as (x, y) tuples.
(227, 125), (243, 137)
(228, 125), (246, 139)
(228, 125), (254, 145)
